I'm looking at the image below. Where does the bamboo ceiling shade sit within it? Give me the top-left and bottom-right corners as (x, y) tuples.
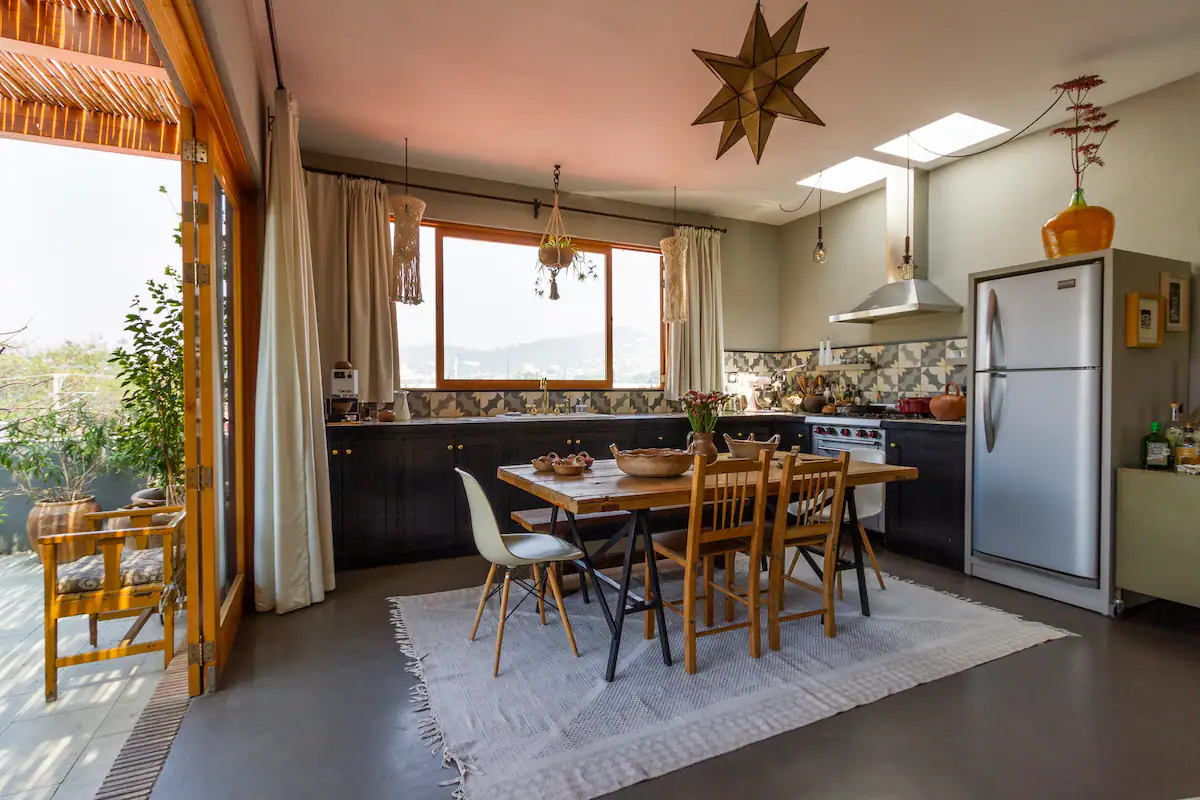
(0, 0), (181, 154)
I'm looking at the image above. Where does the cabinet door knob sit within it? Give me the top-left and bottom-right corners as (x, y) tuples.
(447, 444), (453, 450)
(890, 442), (897, 448)
(657, 436), (663, 441)
(566, 438), (572, 445)
(345, 449), (352, 455)
(575, 439), (582, 445)
(457, 444), (463, 450)
(331, 449), (339, 455)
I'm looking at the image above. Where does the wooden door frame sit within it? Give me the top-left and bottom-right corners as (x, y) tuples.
(141, 0), (259, 695)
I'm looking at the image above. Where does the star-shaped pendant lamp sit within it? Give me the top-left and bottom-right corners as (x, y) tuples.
(692, 1), (828, 163)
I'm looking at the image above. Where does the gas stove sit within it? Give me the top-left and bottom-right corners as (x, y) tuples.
(808, 416), (889, 533)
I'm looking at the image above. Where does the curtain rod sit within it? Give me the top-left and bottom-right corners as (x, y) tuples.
(303, 165), (727, 234)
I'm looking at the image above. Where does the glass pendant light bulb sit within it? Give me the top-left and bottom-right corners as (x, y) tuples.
(812, 225), (827, 264)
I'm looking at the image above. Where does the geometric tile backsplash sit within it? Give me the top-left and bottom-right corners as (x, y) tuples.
(724, 337), (970, 405)
(398, 337), (968, 417)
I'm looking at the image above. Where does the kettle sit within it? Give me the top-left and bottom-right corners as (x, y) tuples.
(930, 383), (966, 421)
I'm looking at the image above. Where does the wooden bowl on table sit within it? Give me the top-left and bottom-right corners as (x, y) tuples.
(609, 443), (692, 478)
(532, 453), (559, 472)
(553, 456), (587, 476)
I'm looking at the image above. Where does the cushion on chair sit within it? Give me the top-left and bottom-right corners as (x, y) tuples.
(500, 534), (584, 565)
(55, 548), (164, 595)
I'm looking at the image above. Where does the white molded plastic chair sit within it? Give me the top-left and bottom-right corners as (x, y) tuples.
(787, 448), (886, 591)
(455, 468), (582, 676)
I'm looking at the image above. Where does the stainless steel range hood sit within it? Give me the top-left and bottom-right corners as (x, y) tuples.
(829, 168), (962, 323)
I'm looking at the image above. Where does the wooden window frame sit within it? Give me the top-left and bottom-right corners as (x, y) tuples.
(402, 220), (665, 392)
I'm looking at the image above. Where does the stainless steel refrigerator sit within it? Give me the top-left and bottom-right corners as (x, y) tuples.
(966, 249), (1191, 615)
(973, 260), (1103, 579)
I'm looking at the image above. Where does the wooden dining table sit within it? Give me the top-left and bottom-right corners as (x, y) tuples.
(497, 453), (919, 681)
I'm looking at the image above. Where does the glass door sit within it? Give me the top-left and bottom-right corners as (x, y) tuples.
(180, 108), (248, 695)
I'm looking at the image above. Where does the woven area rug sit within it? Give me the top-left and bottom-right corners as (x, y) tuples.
(390, 559), (1071, 800)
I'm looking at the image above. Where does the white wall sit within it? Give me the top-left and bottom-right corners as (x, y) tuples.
(779, 71), (1200, 351)
(301, 151), (782, 351)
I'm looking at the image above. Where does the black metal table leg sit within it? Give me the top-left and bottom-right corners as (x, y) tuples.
(604, 511), (642, 682)
(638, 513), (672, 667)
(564, 510), (614, 633)
(845, 488), (871, 617)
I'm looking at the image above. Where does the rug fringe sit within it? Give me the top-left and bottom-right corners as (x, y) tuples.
(389, 597), (476, 798)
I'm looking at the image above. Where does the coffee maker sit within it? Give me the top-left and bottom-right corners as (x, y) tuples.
(326, 361), (360, 422)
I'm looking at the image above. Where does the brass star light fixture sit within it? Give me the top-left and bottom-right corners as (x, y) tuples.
(692, 1), (829, 163)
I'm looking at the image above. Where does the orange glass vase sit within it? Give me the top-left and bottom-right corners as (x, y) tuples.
(1041, 188), (1115, 258)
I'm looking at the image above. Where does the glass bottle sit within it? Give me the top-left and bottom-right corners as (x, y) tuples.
(1175, 425), (1199, 469)
(1166, 403), (1184, 450)
(1141, 422), (1171, 470)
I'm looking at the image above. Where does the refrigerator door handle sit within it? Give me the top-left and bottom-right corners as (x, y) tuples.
(983, 372), (1005, 453)
(984, 288), (999, 371)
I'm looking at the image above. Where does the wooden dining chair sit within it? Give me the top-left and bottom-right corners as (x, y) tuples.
(647, 452), (772, 674)
(42, 508), (185, 702)
(455, 468), (581, 676)
(767, 452), (850, 647)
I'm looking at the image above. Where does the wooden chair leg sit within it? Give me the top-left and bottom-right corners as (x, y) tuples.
(768, 542), (783, 651)
(724, 553), (736, 623)
(532, 564), (547, 625)
(822, 537), (838, 638)
(493, 570), (512, 677)
(548, 563), (579, 657)
(89, 614), (98, 647)
(470, 563), (497, 642)
(702, 556), (714, 628)
(748, 543), (762, 659)
(163, 597), (175, 668)
(859, 524), (886, 590)
(683, 560), (698, 675)
(643, 550), (655, 640)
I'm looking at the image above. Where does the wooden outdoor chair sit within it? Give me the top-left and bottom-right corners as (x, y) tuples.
(767, 452), (850, 647)
(41, 507), (185, 702)
(647, 452), (772, 674)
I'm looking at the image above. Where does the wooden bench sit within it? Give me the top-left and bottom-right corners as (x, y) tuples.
(511, 507), (631, 534)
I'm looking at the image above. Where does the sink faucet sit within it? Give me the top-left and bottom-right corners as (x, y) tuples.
(539, 377), (549, 414)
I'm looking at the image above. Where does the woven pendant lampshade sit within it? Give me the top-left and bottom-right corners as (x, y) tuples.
(392, 194), (425, 304)
(661, 232), (689, 323)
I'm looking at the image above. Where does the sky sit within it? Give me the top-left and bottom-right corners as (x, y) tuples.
(0, 138), (182, 351)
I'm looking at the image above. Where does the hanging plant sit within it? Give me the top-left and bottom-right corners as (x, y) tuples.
(534, 165), (598, 300)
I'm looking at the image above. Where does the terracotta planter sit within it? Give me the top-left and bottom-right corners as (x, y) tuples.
(538, 244), (574, 269)
(27, 496), (100, 563)
(685, 431), (719, 465)
(1041, 188), (1114, 258)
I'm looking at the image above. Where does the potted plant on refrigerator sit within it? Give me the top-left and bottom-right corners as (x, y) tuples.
(0, 401), (115, 563)
(681, 390), (730, 465)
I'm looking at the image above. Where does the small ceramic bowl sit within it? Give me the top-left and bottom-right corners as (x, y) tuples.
(577, 450), (594, 470)
(553, 458), (586, 477)
(532, 453), (559, 472)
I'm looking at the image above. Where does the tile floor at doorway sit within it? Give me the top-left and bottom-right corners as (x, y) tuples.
(0, 553), (186, 799)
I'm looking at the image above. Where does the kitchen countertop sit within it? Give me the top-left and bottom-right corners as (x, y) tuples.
(327, 411), (966, 429)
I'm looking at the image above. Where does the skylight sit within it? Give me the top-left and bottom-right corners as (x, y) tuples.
(797, 157), (894, 193)
(874, 113), (1009, 163)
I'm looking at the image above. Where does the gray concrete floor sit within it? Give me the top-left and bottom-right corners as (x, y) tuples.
(153, 551), (1200, 800)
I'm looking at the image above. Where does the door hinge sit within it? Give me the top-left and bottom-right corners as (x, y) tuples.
(182, 139), (209, 163)
(185, 465), (213, 490)
(183, 261), (211, 285)
(182, 201), (209, 224)
(188, 640), (215, 664)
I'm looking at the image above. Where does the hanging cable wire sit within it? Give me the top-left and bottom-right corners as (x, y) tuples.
(779, 182), (817, 214)
(907, 89), (1067, 159)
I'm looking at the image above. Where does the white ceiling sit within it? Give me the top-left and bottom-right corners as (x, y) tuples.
(261, 0), (1200, 224)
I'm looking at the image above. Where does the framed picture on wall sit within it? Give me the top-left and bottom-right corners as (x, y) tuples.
(1125, 292), (1165, 348)
(1159, 272), (1190, 332)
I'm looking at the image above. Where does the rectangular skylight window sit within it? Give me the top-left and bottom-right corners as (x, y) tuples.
(797, 157), (894, 193)
(874, 113), (1009, 163)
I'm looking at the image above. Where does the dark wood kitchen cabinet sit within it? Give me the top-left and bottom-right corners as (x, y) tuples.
(883, 423), (966, 570)
(327, 427), (401, 570)
(404, 431), (505, 555)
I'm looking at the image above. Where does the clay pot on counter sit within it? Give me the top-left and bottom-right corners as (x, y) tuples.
(930, 383), (967, 421)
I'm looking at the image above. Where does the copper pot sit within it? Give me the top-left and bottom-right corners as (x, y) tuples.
(897, 396), (932, 415)
(930, 383), (967, 421)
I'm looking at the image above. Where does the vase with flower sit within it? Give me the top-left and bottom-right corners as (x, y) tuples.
(680, 390), (729, 465)
(1042, 75), (1120, 258)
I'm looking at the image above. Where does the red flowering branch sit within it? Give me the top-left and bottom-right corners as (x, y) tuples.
(1050, 75), (1119, 191)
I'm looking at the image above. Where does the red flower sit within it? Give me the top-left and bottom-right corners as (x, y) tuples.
(1049, 74), (1118, 191)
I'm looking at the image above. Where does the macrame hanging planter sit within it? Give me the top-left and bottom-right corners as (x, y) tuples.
(392, 138), (425, 305)
(661, 187), (689, 323)
(535, 165), (596, 299)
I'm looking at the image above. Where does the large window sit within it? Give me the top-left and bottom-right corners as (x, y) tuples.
(396, 223), (663, 389)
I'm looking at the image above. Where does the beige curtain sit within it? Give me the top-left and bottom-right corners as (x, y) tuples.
(254, 89), (335, 614)
(666, 227), (725, 400)
(306, 171), (398, 404)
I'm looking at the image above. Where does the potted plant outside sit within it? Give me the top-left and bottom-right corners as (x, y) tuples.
(0, 401), (115, 563)
(681, 390), (730, 465)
